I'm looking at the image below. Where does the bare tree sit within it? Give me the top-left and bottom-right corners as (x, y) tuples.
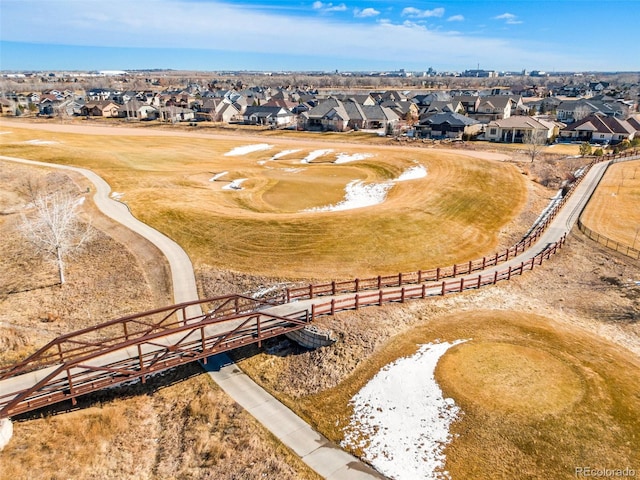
(522, 128), (548, 163)
(19, 192), (93, 285)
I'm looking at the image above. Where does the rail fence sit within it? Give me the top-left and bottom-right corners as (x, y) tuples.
(578, 220), (640, 260)
(307, 234), (566, 320)
(282, 150), (640, 304)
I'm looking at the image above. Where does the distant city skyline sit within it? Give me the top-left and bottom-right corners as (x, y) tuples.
(1, 0), (639, 73)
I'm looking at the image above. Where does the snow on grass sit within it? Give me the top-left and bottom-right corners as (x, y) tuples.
(334, 152), (374, 164)
(209, 171), (228, 181)
(303, 165), (427, 213)
(0, 131), (12, 135)
(222, 179), (248, 190)
(272, 149), (302, 160)
(301, 149), (333, 164)
(283, 167), (306, 173)
(224, 144), (273, 156)
(23, 139), (59, 145)
(111, 192), (124, 200)
(342, 340), (467, 480)
(304, 180), (393, 212)
(396, 165), (427, 181)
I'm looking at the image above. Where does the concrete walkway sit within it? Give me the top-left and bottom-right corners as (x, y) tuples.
(0, 155), (386, 479)
(2, 151), (635, 475)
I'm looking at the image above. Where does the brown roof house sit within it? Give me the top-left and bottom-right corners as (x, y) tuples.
(559, 113), (636, 145)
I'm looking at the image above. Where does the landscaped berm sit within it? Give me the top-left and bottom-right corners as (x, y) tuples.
(1, 121), (638, 480)
(0, 124), (525, 278)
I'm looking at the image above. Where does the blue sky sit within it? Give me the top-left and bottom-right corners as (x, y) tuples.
(0, 0), (638, 72)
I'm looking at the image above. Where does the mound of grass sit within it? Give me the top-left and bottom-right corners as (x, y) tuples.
(0, 127), (527, 279)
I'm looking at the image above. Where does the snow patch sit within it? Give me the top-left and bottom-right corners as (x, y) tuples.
(301, 149), (333, 164)
(224, 144), (273, 156)
(283, 167), (306, 173)
(342, 340), (467, 480)
(304, 180), (392, 212)
(396, 165), (427, 181)
(0, 418), (12, 451)
(209, 171), (228, 181)
(222, 179), (248, 190)
(303, 165), (427, 213)
(334, 152), (374, 164)
(111, 192), (124, 200)
(272, 149), (302, 160)
(23, 139), (59, 145)
(0, 131), (12, 135)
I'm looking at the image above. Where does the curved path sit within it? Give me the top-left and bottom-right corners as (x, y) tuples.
(1, 146), (636, 476)
(0, 154), (386, 480)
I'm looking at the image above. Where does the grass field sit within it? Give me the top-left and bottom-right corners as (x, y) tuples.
(580, 160), (640, 248)
(236, 309), (640, 479)
(0, 125), (527, 279)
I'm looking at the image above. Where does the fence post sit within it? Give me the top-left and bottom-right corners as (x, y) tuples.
(418, 270), (422, 283)
(453, 264), (457, 276)
(377, 275), (382, 289)
(482, 257), (486, 269)
(286, 288), (290, 303)
(507, 266), (512, 280)
(355, 278), (360, 292)
(441, 281), (446, 296)
(309, 284), (314, 299)
(477, 275), (482, 288)
(468, 260), (473, 274)
(330, 299), (335, 315)
(379, 290), (384, 306)
(460, 277), (464, 291)
(399, 272), (403, 286)
(436, 267), (441, 281)
(332, 281), (336, 295)
(355, 294), (359, 310)
(401, 287), (405, 303)
(493, 271), (498, 284)
(422, 284), (427, 298)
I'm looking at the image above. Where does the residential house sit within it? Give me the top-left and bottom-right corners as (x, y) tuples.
(422, 100), (464, 116)
(243, 105), (295, 127)
(302, 98), (399, 132)
(451, 95), (481, 115)
(559, 113), (636, 144)
(157, 106), (195, 123)
(415, 112), (482, 139)
(0, 98), (15, 115)
(556, 99), (627, 123)
(484, 116), (561, 143)
(122, 99), (158, 120)
(472, 96), (514, 123)
(80, 100), (121, 117)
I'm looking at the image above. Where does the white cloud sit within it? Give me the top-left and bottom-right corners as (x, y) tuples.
(313, 1), (347, 13)
(0, 0), (572, 71)
(354, 7), (380, 18)
(402, 7), (445, 18)
(495, 12), (523, 24)
(447, 14), (464, 22)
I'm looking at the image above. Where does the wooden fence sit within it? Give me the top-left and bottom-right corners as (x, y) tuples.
(307, 235), (566, 320)
(578, 220), (640, 260)
(278, 149), (639, 304)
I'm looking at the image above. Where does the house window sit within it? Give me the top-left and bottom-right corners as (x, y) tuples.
(490, 128), (497, 135)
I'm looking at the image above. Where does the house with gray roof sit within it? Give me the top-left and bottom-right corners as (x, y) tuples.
(415, 112), (482, 139)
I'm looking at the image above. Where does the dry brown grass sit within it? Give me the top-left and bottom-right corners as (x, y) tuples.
(0, 363), (320, 480)
(0, 124), (528, 279)
(0, 162), (318, 480)
(233, 231), (640, 479)
(580, 160), (640, 247)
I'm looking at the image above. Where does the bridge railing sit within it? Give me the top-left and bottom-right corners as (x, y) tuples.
(0, 306), (310, 418)
(0, 294), (276, 380)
